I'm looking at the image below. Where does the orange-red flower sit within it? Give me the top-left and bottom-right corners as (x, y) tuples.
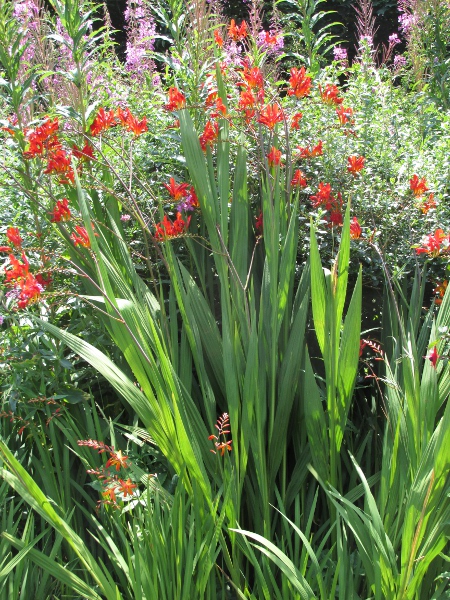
(310, 182), (333, 208)
(426, 345), (439, 368)
(416, 229), (449, 257)
(257, 104), (284, 129)
(410, 174), (429, 197)
(267, 146), (282, 167)
(5, 253), (29, 283)
(228, 19), (247, 41)
(0, 246), (11, 253)
(298, 140), (323, 159)
(210, 97), (228, 119)
(117, 107), (148, 136)
(350, 216), (362, 239)
(255, 211), (263, 235)
(6, 227), (22, 248)
(163, 177), (190, 201)
(72, 142), (95, 162)
(199, 120), (219, 151)
(89, 107), (117, 136)
(319, 83), (343, 105)
(291, 112), (303, 129)
(214, 29), (224, 47)
(240, 66), (264, 90)
(44, 149), (74, 183)
(23, 118), (60, 159)
(347, 155), (365, 175)
(71, 226), (91, 248)
(336, 106), (354, 126)
(51, 198), (71, 222)
(17, 272), (42, 308)
(419, 193), (437, 214)
(287, 67), (312, 98)
(154, 212), (191, 240)
(117, 478), (137, 497)
(434, 280), (448, 305)
(105, 449), (129, 471)
(291, 169), (307, 188)
(165, 87), (186, 111)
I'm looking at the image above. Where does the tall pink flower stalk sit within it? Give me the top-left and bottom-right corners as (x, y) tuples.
(124, 0), (156, 80)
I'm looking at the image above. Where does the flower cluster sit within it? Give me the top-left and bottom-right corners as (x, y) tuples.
(90, 106), (147, 137)
(77, 439), (138, 507)
(256, 30), (284, 55)
(310, 183), (343, 226)
(2, 244), (48, 309)
(209, 413), (232, 456)
(409, 174), (429, 197)
(154, 213), (191, 240)
(416, 229), (450, 258)
(124, 0), (156, 79)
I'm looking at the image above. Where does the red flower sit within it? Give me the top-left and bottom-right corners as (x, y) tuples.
(240, 66), (264, 90)
(17, 272), (43, 308)
(298, 140), (323, 159)
(287, 67), (312, 98)
(291, 112), (303, 129)
(214, 29), (224, 47)
(0, 246), (12, 253)
(426, 345), (439, 368)
(117, 478), (137, 497)
(44, 149), (74, 183)
(105, 449), (129, 471)
(228, 19), (247, 41)
(165, 87), (186, 111)
(117, 107), (148, 136)
(434, 280), (448, 305)
(72, 142), (95, 162)
(329, 210), (343, 226)
(23, 118), (60, 159)
(255, 211), (263, 235)
(210, 98), (228, 119)
(154, 212), (190, 240)
(410, 174), (429, 197)
(71, 226), (91, 248)
(238, 88), (257, 122)
(419, 193), (437, 214)
(350, 216), (362, 239)
(5, 253), (29, 283)
(163, 177), (190, 201)
(291, 169), (307, 188)
(416, 229), (449, 257)
(89, 108), (117, 136)
(257, 104), (284, 129)
(310, 182), (333, 208)
(267, 146), (282, 167)
(51, 198), (71, 222)
(336, 106), (354, 126)
(6, 227), (22, 248)
(347, 155), (365, 175)
(319, 83), (343, 105)
(36, 272), (52, 288)
(199, 120), (219, 151)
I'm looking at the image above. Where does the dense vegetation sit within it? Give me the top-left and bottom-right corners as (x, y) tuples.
(0, 0), (449, 597)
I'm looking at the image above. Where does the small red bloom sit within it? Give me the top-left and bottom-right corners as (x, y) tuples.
(210, 98), (228, 119)
(350, 216), (362, 239)
(163, 177), (190, 201)
(257, 104), (284, 130)
(17, 272), (43, 308)
(117, 478), (137, 497)
(154, 213), (190, 240)
(287, 67), (312, 98)
(311, 140), (323, 157)
(214, 29), (224, 47)
(72, 142), (95, 162)
(5, 253), (29, 283)
(291, 112), (303, 129)
(228, 19), (247, 41)
(310, 182), (333, 208)
(240, 66), (264, 90)
(319, 83), (343, 105)
(416, 229), (449, 257)
(71, 226), (91, 248)
(291, 169), (307, 188)
(347, 155), (365, 175)
(434, 280), (448, 305)
(199, 120), (219, 151)
(336, 106), (354, 126)
(419, 193), (437, 214)
(90, 108), (117, 136)
(267, 146), (282, 167)
(36, 272), (52, 288)
(165, 87), (186, 111)
(117, 107), (148, 136)
(255, 211), (263, 235)
(6, 227), (22, 248)
(51, 198), (71, 222)
(105, 449), (129, 471)
(426, 345), (439, 368)
(44, 149), (74, 183)
(410, 174), (429, 197)
(0, 246), (12, 253)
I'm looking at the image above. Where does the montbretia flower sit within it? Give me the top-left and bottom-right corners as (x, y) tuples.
(228, 19), (247, 41)
(199, 121), (219, 151)
(287, 67), (312, 98)
(89, 108), (117, 136)
(117, 107), (148, 136)
(350, 216), (362, 239)
(165, 87), (186, 111)
(71, 226), (92, 248)
(310, 182), (333, 208)
(105, 449), (129, 471)
(209, 413), (232, 456)
(336, 106), (354, 126)
(291, 169), (307, 188)
(239, 66), (264, 91)
(6, 227), (22, 248)
(72, 142), (95, 162)
(416, 229), (449, 257)
(163, 177), (190, 201)
(154, 213), (190, 240)
(214, 29), (224, 47)
(257, 104), (284, 130)
(44, 149), (74, 184)
(419, 193), (437, 214)
(291, 112), (303, 129)
(5, 253), (29, 283)
(410, 174), (429, 197)
(117, 478), (137, 497)
(319, 83), (343, 105)
(17, 272), (43, 308)
(347, 155), (365, 175)
(51, 198), (71, 222)
(434, 280), (448, 305)
(297, 140), (323, 159)
(267, 146), (282, 167)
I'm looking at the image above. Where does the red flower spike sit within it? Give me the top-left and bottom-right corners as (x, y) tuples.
(165, 87), (186, 111)
(347, 155), (365, 175)
(89, 108), (117, 136)
(287, 67), (312, 98)
(350, 216), (362, 239)
(44, 149), (74, 183)
(336, 106), (354, 126)
(257, 104), (284, 130)
(6, 227), (22, 248)
(209, 413), (232, 456)
(51, 198), (71, 222)
(154, 212), (190, 240)
(214, 29), (224, 47)
(17, 272), (43, 308)
(410, 174), (429, 197)
(199, 121), (219, 151)
(163, 177), (190, 201)
(291, 112), (303, 129)
(5, 253), (29, 283)
(71, 226), (91, 248)
(267, 146), (282, 167)
(240, 66), (264, 90)
(116, 107), (148, 136)
(72, 142), (95, 162)
(228, 19), (247, 41)
(319, 83), (343, 105)
(291, 169), (307, 188)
